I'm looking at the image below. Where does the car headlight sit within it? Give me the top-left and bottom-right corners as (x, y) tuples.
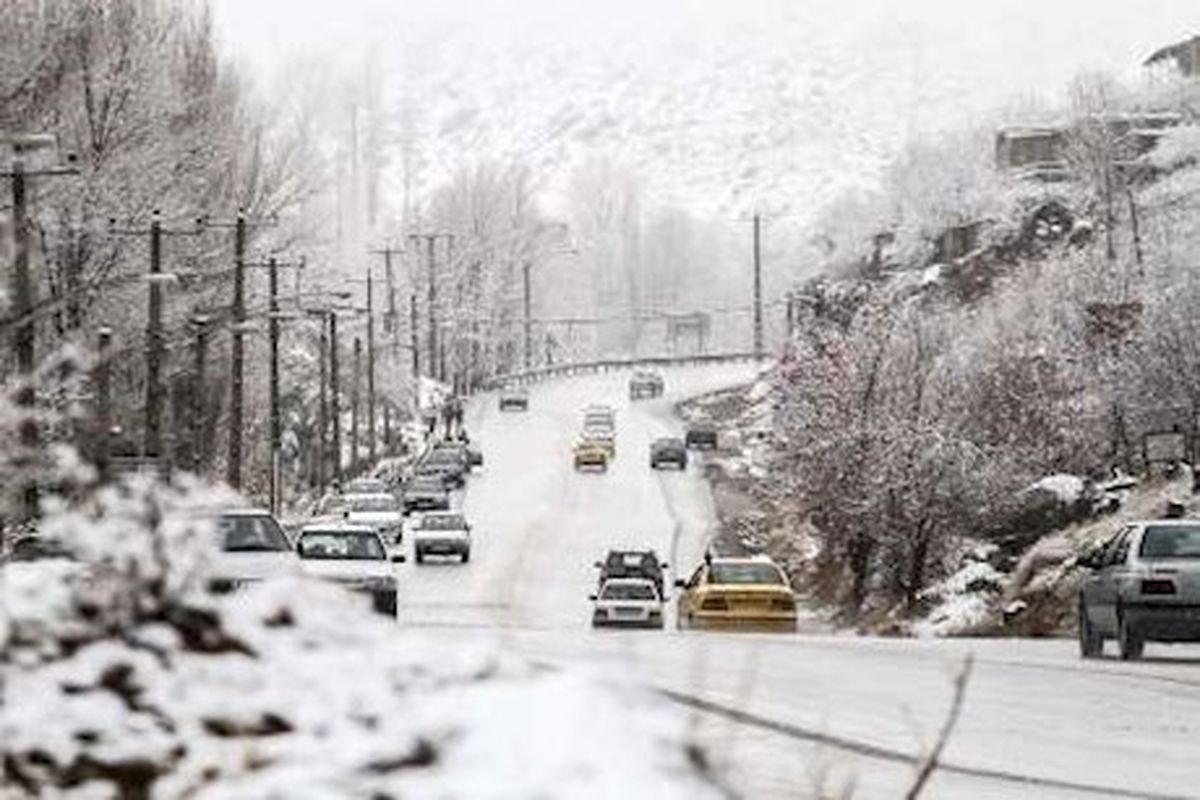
(358, 576), (396, 591)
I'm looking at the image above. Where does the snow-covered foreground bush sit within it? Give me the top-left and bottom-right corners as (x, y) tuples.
(1, 481), (726, 799)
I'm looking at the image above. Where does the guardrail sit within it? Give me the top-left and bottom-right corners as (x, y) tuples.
(480, 351), (770, 390)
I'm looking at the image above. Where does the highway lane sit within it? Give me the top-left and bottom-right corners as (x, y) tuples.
(393, 366), (1200, 799)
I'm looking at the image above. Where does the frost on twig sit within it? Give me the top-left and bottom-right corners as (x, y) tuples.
(905, 654), (974, 800)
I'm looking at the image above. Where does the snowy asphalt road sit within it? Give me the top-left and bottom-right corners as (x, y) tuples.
(393, 366), (1200, 800)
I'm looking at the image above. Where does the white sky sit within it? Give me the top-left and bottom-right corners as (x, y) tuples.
(211, 0), (1199, 222)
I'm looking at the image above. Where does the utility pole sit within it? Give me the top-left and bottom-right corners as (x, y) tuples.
(95, 327), (113, 482)
(366, 270), (376, 462)
(523, 260), (533, 370)
(269, 257), (281, 511)
(426, 235), (437, 380)
(190, 316), (210, 475)
(229, 214), (246, 488)
(753, 213), (764, 358)
(351, 336), (361, 475)
(330, 311), (341, 487)
(144, 214), (164, 458)
(2, 136), (78, 525)
(370, 245), (403, 355)
(409, 292), (420, 378)
(317, 322), (328, 493)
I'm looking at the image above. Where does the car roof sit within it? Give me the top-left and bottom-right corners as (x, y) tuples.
(601, 577), (657, 587)
(300, 523), (381, 535)
(653, 437), (683, 444)
(219, 508), (274, 518)
(710, 555), (779, 567)
(345, 493), (396, 502)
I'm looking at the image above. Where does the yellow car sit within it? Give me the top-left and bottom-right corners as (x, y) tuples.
(675, 555), (797, 632)
(581, 428), (616, 459)
(574, 439), (610, 472)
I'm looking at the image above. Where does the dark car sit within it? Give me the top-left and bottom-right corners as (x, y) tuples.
(499, 387), (529, 411)
(402, 476), (451, 515)
(685, 423), (719, 450)
(595, 549), (668, 597)
(434, 442), (482, 472)
(6, 535), (74, 563)
(1079, 519), (1200, 660)
(417, 451), (467, 489)
(629, 371), (664, 400)
(650, 438), (688, 470)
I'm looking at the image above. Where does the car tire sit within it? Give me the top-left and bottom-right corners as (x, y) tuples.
(376, 592), (398, 617)
(1118, 613), (1144, 661)
(461, 549), (471, 564)
(1078, 600), (1102, 658)
(415, 549), (424, 565)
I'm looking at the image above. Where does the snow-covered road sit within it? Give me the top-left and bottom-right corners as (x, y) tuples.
(394, 366), (1200, 800)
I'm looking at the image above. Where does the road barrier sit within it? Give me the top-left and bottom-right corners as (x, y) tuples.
(481, 351), (770, 390)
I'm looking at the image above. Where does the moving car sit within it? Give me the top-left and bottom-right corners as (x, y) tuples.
(1078, 519), (1200, 660)
(684, 422), (719, 450)
(211, 509), (299, 593)
(499, 386), (529, 411)
(675, 555), (797, 632)
(432, 443), (474, 473)
(629, 370), (664, 400)
(415, 458), (467, 491)
(402, 476), (451, 515)
(344, 492), (405, 544)
(412, 512), (472, 564)
(583, 405), (616, 431)
(296, 523), (402, 616)
(590, 578), (665, 628)
(595, 549), (667, 597)
(649, 438), (688, 470)
(344, 478), (389, 495)
(574, 438), (610, 472)
(582, 428), (616, 459)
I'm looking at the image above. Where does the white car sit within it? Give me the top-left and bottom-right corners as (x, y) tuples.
(296, 523), (402, 616)
(211, 509), (299, 592)
(344, 492), (405, 544)
(590, 578), (664, 629)
(412, 512), (472, 564)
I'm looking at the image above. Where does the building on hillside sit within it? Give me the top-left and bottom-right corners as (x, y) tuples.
(994, 127), (1070, 181)
(1145, 35), (1200, 77)
(996, 113), (1182, 182)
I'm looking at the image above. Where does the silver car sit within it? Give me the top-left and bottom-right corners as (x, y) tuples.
(1078, 519), (1200, 660)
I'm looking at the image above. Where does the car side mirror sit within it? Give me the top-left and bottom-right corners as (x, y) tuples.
(588, 594), (597, 601)
(660, 562), (669, 569)
(391, 554), (406, 564)
(674, 579), (686, 588)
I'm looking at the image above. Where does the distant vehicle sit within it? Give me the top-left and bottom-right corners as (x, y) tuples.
(675, 555), (796, 632)
(344, 492), (405, 544)
(5, 535), (74, 563)
(499, 386), (529, 411)
(629, 371), (664, 400)
(595, 549), (667, 597)
(583, 405), (615, 431)
(574, 438), (610, 472)
(684, 423), (719, 450)
(412, 512), (472, 564)
(344, 478), (390, 496)
(650, 438), (688, 470)
(402, 476), (451, 515)
(415, 457), (467, 490)
(431, 443), (475, 473)
(1078, 519), (1200, 660)
(590, 578), (665, 628)
(211, 509), (299, 593)
(296, 523), (402, 616)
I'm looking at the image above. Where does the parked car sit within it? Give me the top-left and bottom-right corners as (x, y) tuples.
(431, 443), (473, 473)
(344, 478), (389, 495)
(415, 458), (467, 491)
(295, 523), (402, 616)
(412, 512), (472, 564)
(684, 423), (719, 450)
(4, 535), (74, 563)
(211, 509), (299, 593)
(650, 438), (688, 470)
(344, 492), (406, 544)
(582, 428), (616, 459)
(499, 387), (529, 411)
(595, 549), (667, 597)
(590, 578), (665, 628)
(583, 405), (616, 431)
(1078, 519), (1200, 660)
(675, 555), (796, 632)
(629, 371), (664, 400)
(574, 438), (610, 472)
(402, 476), (451, 515)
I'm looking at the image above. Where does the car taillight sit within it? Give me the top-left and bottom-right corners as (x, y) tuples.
(1141, 578), (1177, 596)
(700, 597), (728, 611)
(771, 597), (796, 612)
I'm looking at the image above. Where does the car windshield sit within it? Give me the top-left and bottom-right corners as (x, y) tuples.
(419, 514), (467, 530)
(1140, 525), (1200, 559)
(428, 452), (461, 465)
(218, 515), (291, 552)
(709, 562), (785, 585)
(348, 495), (398, 513)
(608, 552), (656, 570)
(347, 480), (385, 493)
(408, 478), (444, 493)
(602, 583), (657, 600)
(297, 531), (385, 560)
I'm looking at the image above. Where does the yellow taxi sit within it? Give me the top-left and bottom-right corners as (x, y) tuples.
(573, 438), (610, 472)
(675, 554), (797, 632)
